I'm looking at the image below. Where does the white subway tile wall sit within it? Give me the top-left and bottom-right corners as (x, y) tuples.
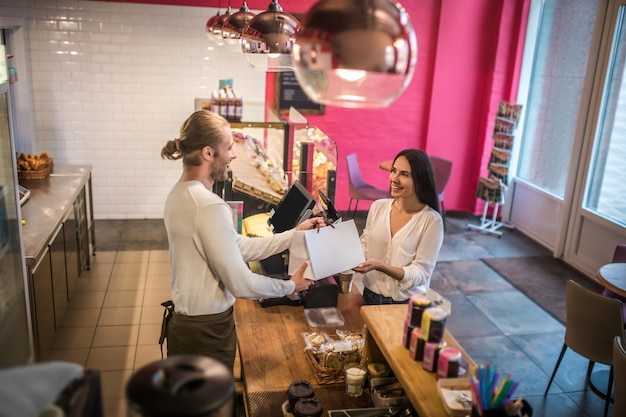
(1, 0), (267, 219)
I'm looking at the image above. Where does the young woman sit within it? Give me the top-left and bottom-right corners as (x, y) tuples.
(352, 149), (444, 305)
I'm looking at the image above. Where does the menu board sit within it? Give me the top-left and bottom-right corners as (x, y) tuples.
(274, 71), (324, 115)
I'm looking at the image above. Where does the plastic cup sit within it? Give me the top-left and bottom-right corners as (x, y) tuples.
(344, 362), (367, 397)
(337, 270), (354, 294)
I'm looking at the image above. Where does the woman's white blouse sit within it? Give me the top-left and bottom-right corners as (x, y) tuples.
(360, 198), (444, 301)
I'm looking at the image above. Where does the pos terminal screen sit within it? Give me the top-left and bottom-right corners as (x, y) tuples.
(268, 181), (315, 233)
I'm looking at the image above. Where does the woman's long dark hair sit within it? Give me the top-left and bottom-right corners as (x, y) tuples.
(393, 149), (440, 213)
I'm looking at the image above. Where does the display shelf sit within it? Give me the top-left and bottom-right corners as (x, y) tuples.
(361, 305), (475, 417)
(211, 103), (337, 208)
(229, 140), (284, 206)
(469, 101), (522, 236)
(467, 201), (514, 237)
(289, 109), (338, 202)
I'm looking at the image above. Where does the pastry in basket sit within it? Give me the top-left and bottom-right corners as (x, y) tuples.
(304, 331), (328, 349)
(319, 351), (344, 369)
(342, 350), (359, 364)
(16, 152), (53, 172)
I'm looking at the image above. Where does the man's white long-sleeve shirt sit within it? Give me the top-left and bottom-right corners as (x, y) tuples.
(164, 181), (295, 316)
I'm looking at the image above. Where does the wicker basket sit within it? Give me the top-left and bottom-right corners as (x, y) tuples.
(18, 159), (53, 180)
(304, 348), (362, 385)
(304, 349), (344, 385)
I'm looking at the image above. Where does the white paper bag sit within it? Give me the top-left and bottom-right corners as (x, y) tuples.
(288, 219), (365, 280)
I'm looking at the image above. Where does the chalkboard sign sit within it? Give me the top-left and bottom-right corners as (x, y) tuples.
(274, 71), (325, 115)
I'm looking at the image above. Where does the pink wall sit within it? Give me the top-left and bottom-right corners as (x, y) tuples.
(295, 0), (528, 213)
(105, 0), (529, 213)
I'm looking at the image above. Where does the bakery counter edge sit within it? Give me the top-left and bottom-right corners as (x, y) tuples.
(19, 165), (92, 267)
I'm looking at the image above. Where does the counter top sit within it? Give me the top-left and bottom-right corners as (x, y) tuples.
(234, 287), (365, 393)
(19, 165), (92, 267)
(234, 285), (369, 417)
(48, 164), (92, 177)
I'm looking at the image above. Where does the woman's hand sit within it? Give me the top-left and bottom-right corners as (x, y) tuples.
(352, 259), (382, 273)
(353, 259), (405, 281)
(296, 216), (327, 231)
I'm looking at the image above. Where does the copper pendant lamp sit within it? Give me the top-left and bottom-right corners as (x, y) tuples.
(222, 1), (256, 53)
(293, 0), (417, 108)
(205, 8), (222, 43)
(208, 2), (232, 46)
(241, 0), (301, 72)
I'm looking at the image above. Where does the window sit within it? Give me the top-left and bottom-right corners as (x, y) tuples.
(584, 4), (626, 227)
(517, 1), (597, 197)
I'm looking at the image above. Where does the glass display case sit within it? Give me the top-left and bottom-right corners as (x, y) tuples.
(287, 108), (337, 203)
(194, 100), (337, 214)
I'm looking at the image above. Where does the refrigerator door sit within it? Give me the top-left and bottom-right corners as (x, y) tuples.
(0, 45), (33, 366)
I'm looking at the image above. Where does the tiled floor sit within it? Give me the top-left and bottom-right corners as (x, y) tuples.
(42, 248), (169, 416)
(41, 213), (614, 417)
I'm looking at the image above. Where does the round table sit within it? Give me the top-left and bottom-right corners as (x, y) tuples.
(590, 262), (626, 400)
(596, 262), (626, 298)
(378, 160), (392, 171)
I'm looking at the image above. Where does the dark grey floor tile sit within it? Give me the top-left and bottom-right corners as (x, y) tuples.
(433, 260), (514, 293)
(455, 335), (556, 398)
(567, 388), (613, 417)
(438, 234), (493, 261)
(509, 332), (566, 372)
(524, 393), (590, 417)
(508, 332), (595, 394)
(94, 219), (124, 251)
(117, 241), (168, 251)
(440, 292), (503, 338)
(470, 229), (552, 258)
(549, 360), (608, 394)
(122, 219), (168, 243)
(443, 211), (478, 233)
(467, 291), (563, 336)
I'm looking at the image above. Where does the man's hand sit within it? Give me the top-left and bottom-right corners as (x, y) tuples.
(296, 216), (327, 231)
(290, 262), (314, 293)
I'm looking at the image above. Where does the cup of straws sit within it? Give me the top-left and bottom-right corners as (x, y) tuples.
(469, 363), (519, 417)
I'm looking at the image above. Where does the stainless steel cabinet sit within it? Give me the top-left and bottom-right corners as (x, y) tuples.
(73, 187), (89, 274)
(64, 212), (78, 300)
(50, 224), (67, 330)
(21, 165), (93, 359)
(30, 248), (54, 358)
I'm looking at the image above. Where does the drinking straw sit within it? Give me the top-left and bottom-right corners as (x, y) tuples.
(471, 363), (520, 413)
(481, 365), (488, 411)
(501, 380), (520, 407)
(490, 377), (511, 409)
(469, 376), (483, 416)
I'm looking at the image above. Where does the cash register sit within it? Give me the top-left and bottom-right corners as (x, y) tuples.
(18, 185), (30, 206)
(259, 183), (341, 309)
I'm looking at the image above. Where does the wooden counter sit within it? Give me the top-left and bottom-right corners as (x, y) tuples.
(235, 292), (474, 417)
(361, 304), (475, 417)
(234, 286), (365, 393)
(234, 286), (369, 417)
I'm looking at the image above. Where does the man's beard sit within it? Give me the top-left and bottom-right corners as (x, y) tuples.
(210, 149), (229, 182)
